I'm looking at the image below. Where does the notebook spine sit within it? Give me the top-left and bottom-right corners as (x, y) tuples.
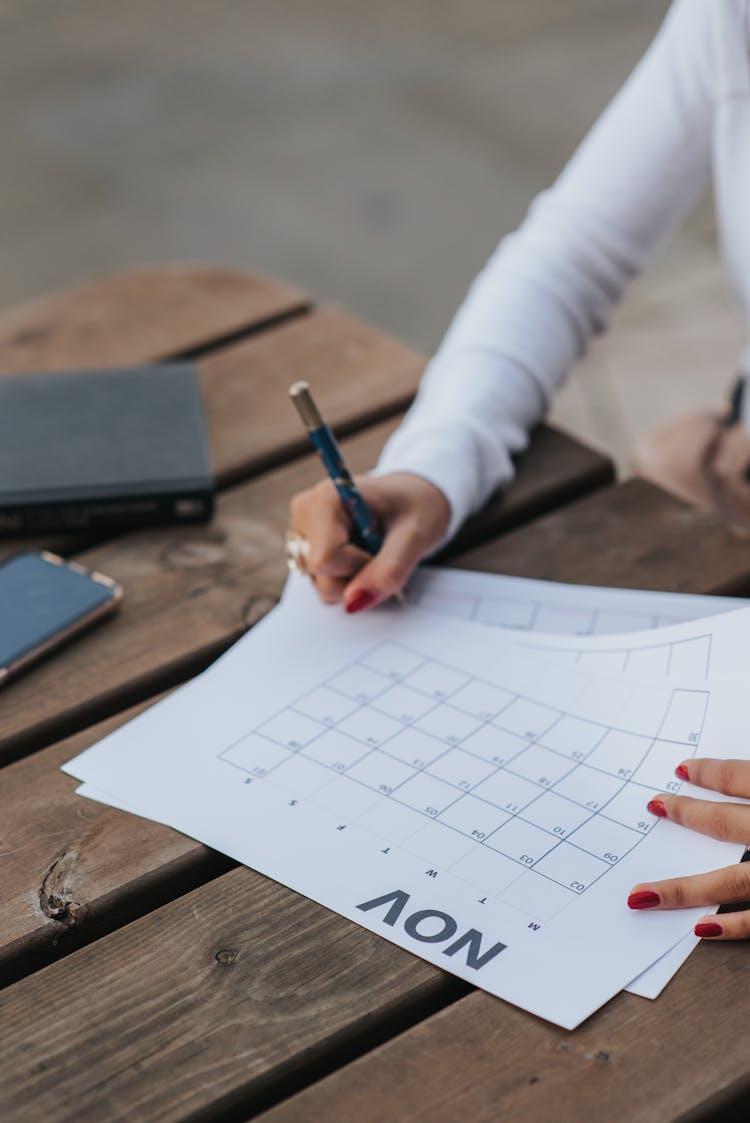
(0, 492), (214, 535)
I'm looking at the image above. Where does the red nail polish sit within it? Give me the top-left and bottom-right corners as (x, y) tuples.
(695, 922), (722, 938)
(647, 798), (667, 818)
(345, 589), (377, 614)
(675, 764), (690, 781)
(628, 890), (661, 910)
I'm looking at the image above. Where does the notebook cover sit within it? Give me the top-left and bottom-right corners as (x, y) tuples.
(0, 363), (215, 533)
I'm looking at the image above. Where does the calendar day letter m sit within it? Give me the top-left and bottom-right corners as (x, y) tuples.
(356, 889), (506, 970)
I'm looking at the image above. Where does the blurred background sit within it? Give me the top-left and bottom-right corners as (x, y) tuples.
(1, 0), (744, 473)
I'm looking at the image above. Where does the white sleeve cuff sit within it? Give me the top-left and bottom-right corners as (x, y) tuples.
(372, 427), (515, 547)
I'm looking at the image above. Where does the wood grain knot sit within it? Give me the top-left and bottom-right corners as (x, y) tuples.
(675, 507), (722, 532)
(161, 540), (228, 569)
(10, 324), (54, 347)
(214, 948), (239, 966)
(38, 850), (83, 928)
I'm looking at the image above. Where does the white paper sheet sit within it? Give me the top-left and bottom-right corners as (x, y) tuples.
(405, 567), (750, 998)
(407, 565), (749, 635)
(625, 932), (700, 999)
(65, 577), (749, 1029)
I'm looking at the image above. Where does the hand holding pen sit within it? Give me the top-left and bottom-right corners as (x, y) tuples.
(287, 382), (450, 612)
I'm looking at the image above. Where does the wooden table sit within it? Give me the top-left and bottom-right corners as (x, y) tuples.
(1, 266), (749, 1123)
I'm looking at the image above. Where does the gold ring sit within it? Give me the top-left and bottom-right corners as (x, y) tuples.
(285, 530), (312, 576)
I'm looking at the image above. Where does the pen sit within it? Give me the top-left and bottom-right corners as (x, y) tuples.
(289, 381), (384, 554)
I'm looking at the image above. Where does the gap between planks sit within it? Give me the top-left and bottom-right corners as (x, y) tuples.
(168, 301), (312, 364)
(182, 977), (473, 1123)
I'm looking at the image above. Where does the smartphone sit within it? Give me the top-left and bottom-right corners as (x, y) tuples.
(0, 550), (122, 687)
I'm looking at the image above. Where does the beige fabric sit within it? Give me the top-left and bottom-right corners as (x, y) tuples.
(633, 412), (720, 511)
(634, 412), (750, 537)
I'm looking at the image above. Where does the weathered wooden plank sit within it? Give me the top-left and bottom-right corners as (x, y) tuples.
(0, 265), (304, 562)
(0, 265), (307, 373)
(457, 476), (750, 596)
(0, 866), (449, 1123)
(0, 304), (423, 564)
(199, 304), (422, 486)
(257, 945), (750, 1123)
(0, 696), (228, 984)
(0, 419), (611, 766)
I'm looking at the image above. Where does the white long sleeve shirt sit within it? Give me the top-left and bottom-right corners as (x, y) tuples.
(374, 0), (750, 541)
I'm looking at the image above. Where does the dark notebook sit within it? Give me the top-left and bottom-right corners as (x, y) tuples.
(0, 363), (215, 534)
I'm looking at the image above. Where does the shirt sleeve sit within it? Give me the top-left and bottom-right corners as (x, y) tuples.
(373, 0), (717, 543)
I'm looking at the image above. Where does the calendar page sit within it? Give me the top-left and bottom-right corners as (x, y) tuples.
(65, 580), (750, 1028)
(404, 565), (750, 999)
(406, 565), (749, 635)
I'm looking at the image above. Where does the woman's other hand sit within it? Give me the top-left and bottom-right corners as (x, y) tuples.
(628, 758), (750, 939)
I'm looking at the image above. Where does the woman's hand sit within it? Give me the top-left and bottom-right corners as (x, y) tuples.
(628, 758), (750, 939)
(288, 472), (451, 612)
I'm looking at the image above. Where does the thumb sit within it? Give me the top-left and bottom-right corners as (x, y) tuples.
(342, 518), (426, 612)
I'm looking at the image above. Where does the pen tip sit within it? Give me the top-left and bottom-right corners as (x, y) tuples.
(289, 380), (309, 398)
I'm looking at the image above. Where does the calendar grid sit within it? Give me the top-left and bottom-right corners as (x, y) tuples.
(408, 568), (718, 634)
(219, 640), (709, 912)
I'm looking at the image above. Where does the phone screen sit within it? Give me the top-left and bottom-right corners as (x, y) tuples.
(0, 552), (117, 668)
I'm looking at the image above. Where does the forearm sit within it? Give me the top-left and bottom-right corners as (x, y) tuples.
(376, 0), (714, 540)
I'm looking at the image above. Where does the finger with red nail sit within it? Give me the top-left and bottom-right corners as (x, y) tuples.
(627, 757), (750, 939)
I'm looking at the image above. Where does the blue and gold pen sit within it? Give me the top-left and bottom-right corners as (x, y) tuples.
(289, 381), (384, 554)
